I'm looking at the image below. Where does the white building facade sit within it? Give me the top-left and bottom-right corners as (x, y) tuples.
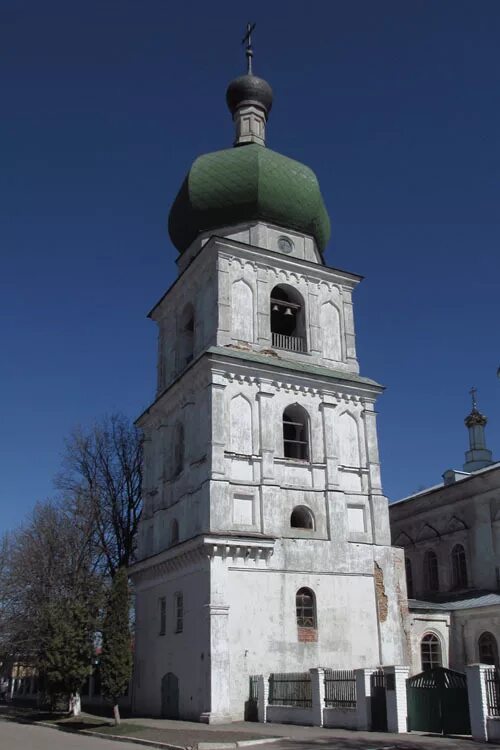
(390, 395), (500, 676)
(130, 62), (407, 722)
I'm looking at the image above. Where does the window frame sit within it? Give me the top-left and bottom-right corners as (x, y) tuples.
(451, 544), (468, 589)
(178, 303), (195, 370)
(478, 631), (499, 666)
(424, 549), (439, 593)
(174, 591), (183, 634)
(282, 405), (310, 461)
(405, 556), (414, 599)
(296, 587), (316, 629)
(159, 596), (166, 636)
(270, 284), (307, 353)
(173, 422), (185, 478)
(420, 632), (442, 672)
(170, 519), (179, 546)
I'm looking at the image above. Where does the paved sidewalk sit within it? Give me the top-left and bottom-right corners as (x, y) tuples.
(114, 716), (498, 749)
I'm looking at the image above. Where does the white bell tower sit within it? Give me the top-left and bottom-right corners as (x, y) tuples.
(130, 44), (407, 723)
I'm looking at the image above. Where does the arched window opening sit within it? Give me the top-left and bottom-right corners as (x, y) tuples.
(282, 405), (309, 460)
(451, 544), (468, 589)
(296, 587), (316, 629)
(424, 550), (439, 593)
(405, 557), (414, 599)
(421, 633), (442, 672)
(173, 423), (184, 477)
(170, 519), (179, 546)
(479, 632), (499, 666)
(178, 304), (195, 370)
(270, 285), (306, 353)
(290, 506), (315, 530)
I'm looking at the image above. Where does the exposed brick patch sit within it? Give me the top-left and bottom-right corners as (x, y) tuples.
(374, 561), (388, 623)
(298, 627), (317, 642)
(394, 548), (412, 663)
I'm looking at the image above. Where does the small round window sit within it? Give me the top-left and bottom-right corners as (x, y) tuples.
(278, 236), (294, 254)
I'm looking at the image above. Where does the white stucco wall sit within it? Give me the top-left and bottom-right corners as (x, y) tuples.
(133, 556), (211, 720)
(131, 223), (408, 722)
(151, 235), (363, 397)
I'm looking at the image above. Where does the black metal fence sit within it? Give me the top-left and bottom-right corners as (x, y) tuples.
(249, 674), (259, 702)
(268, 672), (312, 707)
(485, 668), (500, 716)
(324, 669), (356, 708)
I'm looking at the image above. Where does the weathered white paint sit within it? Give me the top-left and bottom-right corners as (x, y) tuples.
(229, 394), (252, 454)
(131, 228), (407, 721)
(347, 506), (366, 533)
(320, 302), (342, 362)
(232, 278), (254, 342)
(338, 411), (361, 468)
(466, 664), (490, 742)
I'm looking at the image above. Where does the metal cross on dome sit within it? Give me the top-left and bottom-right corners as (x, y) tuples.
(470, 386), (478, 410)
(242, 22), (256, 75)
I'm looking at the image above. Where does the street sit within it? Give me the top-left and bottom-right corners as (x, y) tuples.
(0, 721), (141, 750)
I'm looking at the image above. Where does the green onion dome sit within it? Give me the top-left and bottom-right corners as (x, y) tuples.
(168, 143), (331, 254)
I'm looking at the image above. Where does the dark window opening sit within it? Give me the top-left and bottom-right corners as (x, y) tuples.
(405, 557), (414, 599)
(174, 592), (183, 633)
(173, 423), (184, 477)
(178, 304), (195, 369)
(421, 633), (442, 671)
(296, 587), (316, 628)
(451, 544), (468, 589)
(424, 550), (439, 592)
(159, 596), (166, 635)
(283, 405), (309, 460)
(290, 506), (314, 530)
(270, 285), (306, 352)
(479, 632), (499, 666)
(170, 519), (179, 546)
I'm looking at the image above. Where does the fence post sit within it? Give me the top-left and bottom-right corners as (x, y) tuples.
(384, 665), (409, 733)
(257, 674), (269, 723)
(355, 668), (375, 730)
(466, 664), (490, 742)
(310, 668), (325, 727)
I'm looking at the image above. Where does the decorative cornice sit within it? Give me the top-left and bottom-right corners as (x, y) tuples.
(214, 238), (362, 287)
(129, 534), (275, 586)
(204, 536), (274, 564)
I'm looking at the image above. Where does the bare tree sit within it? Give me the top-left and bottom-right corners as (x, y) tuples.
(56, 413), (143, 578)
(0, 501), (101, 711)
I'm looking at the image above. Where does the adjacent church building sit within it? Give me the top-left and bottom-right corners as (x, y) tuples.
(129, 56), (408, 722)
(390, 392), (500, 676)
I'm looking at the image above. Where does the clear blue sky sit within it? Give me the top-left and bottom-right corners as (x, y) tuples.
(2, 0), (500, 535)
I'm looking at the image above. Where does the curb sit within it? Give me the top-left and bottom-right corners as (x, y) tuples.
(197, 740), (283, 750)
(35, 720), (187, 749)
(33, 718), (283, 750)
(81, 728), (186, 750)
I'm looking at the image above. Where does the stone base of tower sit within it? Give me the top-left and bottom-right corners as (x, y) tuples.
(199, 712), (233, 724)
(130, 532), (408, 722)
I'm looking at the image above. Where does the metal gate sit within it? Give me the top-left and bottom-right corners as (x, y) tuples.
(370, 669), (387, 731)
(244, 675), (259, 721)
(407, 668), (470, 735)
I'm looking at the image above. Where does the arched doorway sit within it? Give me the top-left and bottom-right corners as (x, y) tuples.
(161, 672), (179, 719)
